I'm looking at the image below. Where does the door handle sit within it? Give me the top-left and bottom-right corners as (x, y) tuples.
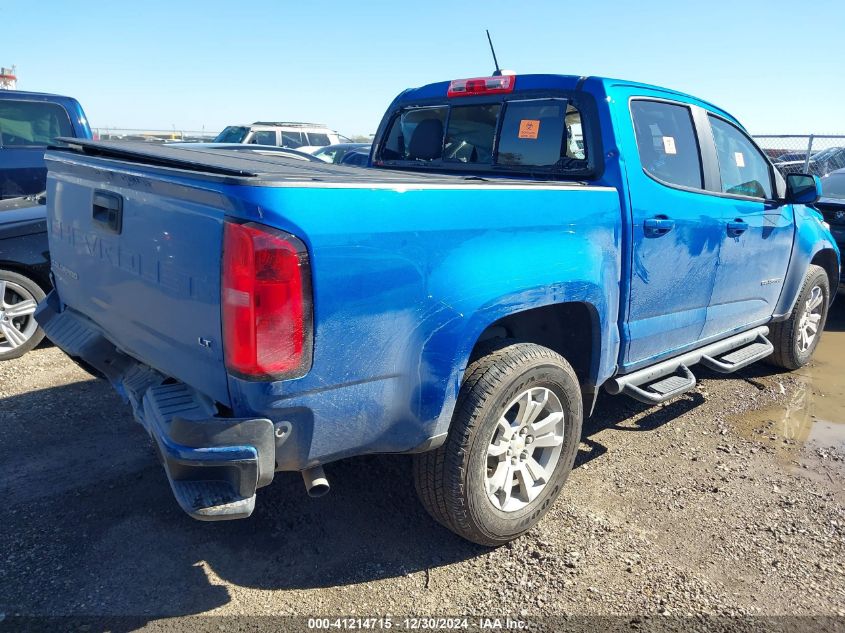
(727, 218), (748, 237)
(643, 215), (675, 237)
(92, 190), (123, 234)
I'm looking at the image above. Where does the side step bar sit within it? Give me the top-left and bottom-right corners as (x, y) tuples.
(606, 326), (773, 405)
(619, 365), (697, 405)
(699, 333), (773, 373)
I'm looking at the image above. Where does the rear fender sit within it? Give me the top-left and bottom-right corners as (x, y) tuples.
(418, 276), (618, 440)
(228, 185), (622, 462)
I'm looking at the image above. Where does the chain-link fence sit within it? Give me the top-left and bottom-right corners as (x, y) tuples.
(92, 128), (216, 143)
(753, 135), (845, 177)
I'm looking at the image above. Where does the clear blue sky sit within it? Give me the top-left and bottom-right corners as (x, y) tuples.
(2, 0), (843, 136)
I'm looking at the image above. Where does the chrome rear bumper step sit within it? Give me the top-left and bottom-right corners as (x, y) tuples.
(606, 326), (772, 405)
(37, 292), (277, 521)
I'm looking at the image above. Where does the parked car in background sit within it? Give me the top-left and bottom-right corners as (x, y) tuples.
(0, 91), (92, 199)
(213, 122), (344, 153)
(0, 191), (48, 359)
(815, 169), (845, 291)
(313, 143), (371, 164)
(339, 147), (370, 167)
(776, 146), (845, 177)
(772, 151), (814, 163)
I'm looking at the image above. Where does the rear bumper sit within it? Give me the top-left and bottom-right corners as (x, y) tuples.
(36, 292), (277, 520)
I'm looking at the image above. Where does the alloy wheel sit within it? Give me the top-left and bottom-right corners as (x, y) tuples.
(797, 285), (824, 353)
(485, 386), (565, 512)
(0, 279), (39, 354)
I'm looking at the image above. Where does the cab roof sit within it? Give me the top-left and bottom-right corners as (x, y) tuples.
(395, 73), (739, 126)
(252, 121), (329, 128)
(0, 89), (81, 104)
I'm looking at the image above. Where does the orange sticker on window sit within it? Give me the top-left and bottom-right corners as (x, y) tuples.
(518, 119), (541, 139)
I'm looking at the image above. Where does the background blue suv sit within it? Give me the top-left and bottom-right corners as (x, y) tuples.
(0, 91), (92, 199)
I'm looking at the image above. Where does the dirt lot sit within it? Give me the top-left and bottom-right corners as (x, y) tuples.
(1, 302), (844, 631)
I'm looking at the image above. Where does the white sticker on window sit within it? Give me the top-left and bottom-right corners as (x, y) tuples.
(662, 136), (677, 155)
(734, 152), (745, 167)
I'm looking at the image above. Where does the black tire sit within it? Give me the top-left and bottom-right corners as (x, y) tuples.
(768, 264), (830, 370)
(413, 341), (582, 546)
(0, 269), (46, 361)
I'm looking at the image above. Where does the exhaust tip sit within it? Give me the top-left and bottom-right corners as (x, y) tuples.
(302, 465), (330, 498)
(307, 482), (331, 498)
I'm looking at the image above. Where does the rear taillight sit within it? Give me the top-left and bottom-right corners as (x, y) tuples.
(447, 75), (515, 98)
(222, 221), (312, 380)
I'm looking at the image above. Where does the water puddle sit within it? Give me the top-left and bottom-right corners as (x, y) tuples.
(733, 302), (845, 455)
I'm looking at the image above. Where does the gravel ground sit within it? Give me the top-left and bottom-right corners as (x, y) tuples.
(1, 304), (844, 632)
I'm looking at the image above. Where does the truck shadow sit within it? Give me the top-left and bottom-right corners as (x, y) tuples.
(578, 299), (845, 468)
(0, 379), (485, 621)
(575, 392), (706, 468)
(1, 302), (842, 621)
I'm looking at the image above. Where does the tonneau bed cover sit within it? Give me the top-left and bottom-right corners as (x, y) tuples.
(54, 138), (589, 187)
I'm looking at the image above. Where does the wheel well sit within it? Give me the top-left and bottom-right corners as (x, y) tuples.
(472, 302), (598, 386)
(0, 262), (50, 293)
(811, 249), (839, 297)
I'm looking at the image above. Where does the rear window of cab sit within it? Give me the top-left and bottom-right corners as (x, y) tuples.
(0, 100), (74, 147)
(377, 96), (590, 176)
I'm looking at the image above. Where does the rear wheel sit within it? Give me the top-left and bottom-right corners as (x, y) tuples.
(768, 264), (829, 370)
(0, 269), (46, 360)
(413, 341), (582, 546)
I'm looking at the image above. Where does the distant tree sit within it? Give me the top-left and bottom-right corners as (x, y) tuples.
(349, 134), (374, 143)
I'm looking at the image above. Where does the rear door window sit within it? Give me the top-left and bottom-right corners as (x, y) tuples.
(281, 131), (304, 148)
(250, 130), (277, 145)
(0, 100), (74, 147)
(306, 132), (330, 147)
(631, 100), (703, 189)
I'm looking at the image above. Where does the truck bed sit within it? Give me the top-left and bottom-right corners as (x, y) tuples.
(40, 139), (622, 473)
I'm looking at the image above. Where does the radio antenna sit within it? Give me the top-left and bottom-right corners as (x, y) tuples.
(486, 30), (502, 76)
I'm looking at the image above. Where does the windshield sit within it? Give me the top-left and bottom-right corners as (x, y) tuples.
(213, 126), (248, 143)
(312, 146), (339, 162)
(821, 173), (845, 199)
(811, 147), (843, 161)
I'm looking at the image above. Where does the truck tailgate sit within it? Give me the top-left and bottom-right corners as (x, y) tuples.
(45, 154), (231, 405)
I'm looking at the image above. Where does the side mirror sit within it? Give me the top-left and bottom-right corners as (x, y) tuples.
(785, 173), (822, 205)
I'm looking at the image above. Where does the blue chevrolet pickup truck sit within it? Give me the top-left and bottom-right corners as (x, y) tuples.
(36, 74), (839, 545)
